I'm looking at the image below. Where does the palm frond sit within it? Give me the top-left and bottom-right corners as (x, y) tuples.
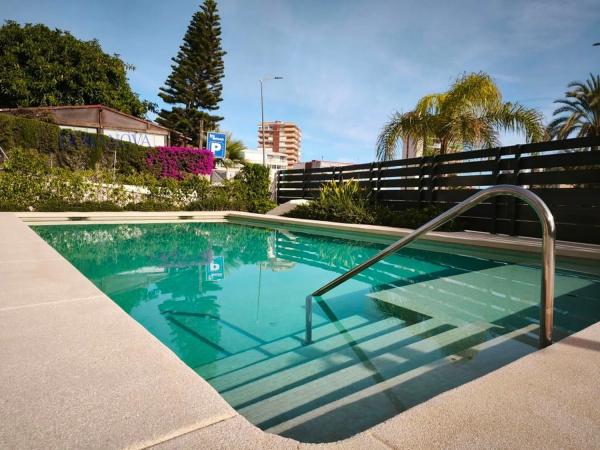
(445, 72), (502, 111)
(491, 103), (545, 143)
(375, 111), (433, 161)
(550, 73), (600, 139)
(414, 94), (445, 115)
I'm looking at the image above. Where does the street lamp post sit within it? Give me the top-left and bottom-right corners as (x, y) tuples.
(260, 76), (283, 166)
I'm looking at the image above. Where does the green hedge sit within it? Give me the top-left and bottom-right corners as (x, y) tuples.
(0, 113), (150, 174)
(0, 113), (59, 154)
(0, 149), (275, 213)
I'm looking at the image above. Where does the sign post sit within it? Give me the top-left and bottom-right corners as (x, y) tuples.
(207, 132), (227, 159)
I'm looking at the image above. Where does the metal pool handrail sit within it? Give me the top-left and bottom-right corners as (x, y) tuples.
(305, 185), (556, 348)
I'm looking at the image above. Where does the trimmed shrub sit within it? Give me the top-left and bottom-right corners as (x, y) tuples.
(233, 164), (276, 213)
(286, 180), (376, 224)
(285, 179), (463, 231)
(0, 113), (152, 174)
(58, 129), (151, 174)
(36, 200), (123, 212)
(0, 113), (59, 154)
(146, 146), (214, 179)
(184, 165), (275, 213)
(124, 200), (174, 211)
(186, 182), (242, 211)
(2, 146), (50, 175)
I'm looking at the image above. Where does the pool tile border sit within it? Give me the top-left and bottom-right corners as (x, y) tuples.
(2, 211), (600, 449)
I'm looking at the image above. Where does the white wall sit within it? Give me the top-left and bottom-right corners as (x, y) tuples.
(103, 129), (167, 147)
(243, 148), (287, 170)
(59, 125), (97, 134)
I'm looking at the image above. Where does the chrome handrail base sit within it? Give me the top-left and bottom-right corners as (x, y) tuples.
(304, 295), (314, 345)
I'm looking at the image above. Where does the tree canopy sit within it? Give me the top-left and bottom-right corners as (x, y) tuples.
(548, 73), (600, 139)
(376, 72), (545, 160)
(0, 21), (154, 118)
(157, 0), (226, 145)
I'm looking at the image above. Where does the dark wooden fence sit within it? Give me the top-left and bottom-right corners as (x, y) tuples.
(277, 136), (600, 244)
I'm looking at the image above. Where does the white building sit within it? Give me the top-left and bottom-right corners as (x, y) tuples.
(402, 137), (463, 159)
(292, 160), (354, 170)
(243, 148), (288, 172)
(257, 121), (301, 168)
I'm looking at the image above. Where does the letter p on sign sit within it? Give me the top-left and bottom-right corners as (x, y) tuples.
(207, 132), (226, 158)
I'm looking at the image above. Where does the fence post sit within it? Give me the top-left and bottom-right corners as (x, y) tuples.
(375, 161), (383, 202)
(331, 167), (336, 187)
(417, 158), (427, 208)
(509, 146), (522, 235)
(491, 150), (502, 234)
(368, 162), (375, 191)
(428, 155), (438, 204)
(301, 168), (307, 199)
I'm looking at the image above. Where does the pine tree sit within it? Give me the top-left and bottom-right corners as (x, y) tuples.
(157, 0), (226, 146)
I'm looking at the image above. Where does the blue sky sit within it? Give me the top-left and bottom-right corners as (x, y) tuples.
(3, 0), (600, 162)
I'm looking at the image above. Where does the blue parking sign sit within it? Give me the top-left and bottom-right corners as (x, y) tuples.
(207, 132), (226, 159)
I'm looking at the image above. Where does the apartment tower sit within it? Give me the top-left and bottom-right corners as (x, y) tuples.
(257, 121), (301, 168)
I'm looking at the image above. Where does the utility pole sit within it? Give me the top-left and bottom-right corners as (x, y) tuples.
(260, 80), (265, 165)
(198, 118), (204, 148)
(260, 76), (283, 166)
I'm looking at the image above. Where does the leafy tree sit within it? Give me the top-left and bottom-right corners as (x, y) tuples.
(548, 73), (600, 142)
(376, 72), (544, 160)
(234, 164), (275, 213)
(0, 21), (154, 117)
(157, 0), (226, 145)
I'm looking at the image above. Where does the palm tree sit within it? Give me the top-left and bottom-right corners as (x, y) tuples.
(548, 73), (600, 141)
(376, 72), (545, 160)
(221, 132), (246, 167)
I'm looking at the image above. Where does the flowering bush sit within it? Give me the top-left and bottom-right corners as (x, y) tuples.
(146, 146), (214, 179)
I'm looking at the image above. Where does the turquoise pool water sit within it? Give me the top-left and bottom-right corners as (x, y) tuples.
(34, 221), (600, 442)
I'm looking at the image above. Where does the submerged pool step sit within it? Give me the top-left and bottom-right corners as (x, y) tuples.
(194, 314), (371, 379)
(369, 274), (537, 329)
(237, 321), (496, 429)
(266, 323), (539, 442)
(220, 317), (453, 408)
(209, 315), (423, 392)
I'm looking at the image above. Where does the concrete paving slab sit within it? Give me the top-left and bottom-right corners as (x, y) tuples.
(0, 212), (41, 243)
(368, 324), (600, 450)
(0, 212), (65, 263)
(148, 416), (298, 450)
(299, 433), (391, 449)
(0, 235), (63, 262)
(0, 295), (236, 450)
(0, 256), (103, 309)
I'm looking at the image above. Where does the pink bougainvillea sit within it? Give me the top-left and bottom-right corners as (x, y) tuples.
(146, 147), (214, 179)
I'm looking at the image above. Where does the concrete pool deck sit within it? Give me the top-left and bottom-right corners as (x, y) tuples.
(1, 211), (600, 449)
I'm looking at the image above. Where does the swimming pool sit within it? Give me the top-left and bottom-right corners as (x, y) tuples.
(34, 221), (600, 442)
